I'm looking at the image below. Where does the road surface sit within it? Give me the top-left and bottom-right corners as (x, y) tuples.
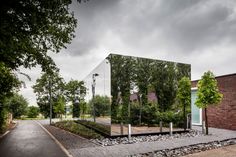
(0, 120), (68, 157)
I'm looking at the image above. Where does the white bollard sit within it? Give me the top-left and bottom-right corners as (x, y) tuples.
(128, 124), (132, 141)
(120, 122), (124, 135)
(202, 121), (206, 134)
(160, 121), (163, 132)
(169, 122), (173, 136)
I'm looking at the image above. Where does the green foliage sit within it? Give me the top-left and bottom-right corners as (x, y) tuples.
(64, 80), (86, 118)
(108, 54), (191, 127)
(196, 71), (223, 135)
(33, 71), (65, 118)
(77, 120), (110, 136)
(177, 77), (191, 108)
(27, 106), (40, 118)
(141, 103), (159, 126)
(80, 101), (88, 119)
(5, 93), (28, 118)
(177, 77), (191, 129)
(89, 95), (110, 117)
(0, 63), (21, 99)
(0, 0), (78, 131)
(0, 108), (8, 133)
(54, 96), (65, 119)
(0, 0), (77, 72)
(195, 71), (223, 108)
(72, 101), (80, 118)
(54, 120), (103, 139)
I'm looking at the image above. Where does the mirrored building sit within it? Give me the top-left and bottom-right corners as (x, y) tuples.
(82, 54), (191, 136)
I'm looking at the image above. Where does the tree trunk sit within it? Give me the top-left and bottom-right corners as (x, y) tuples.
(205, 108), (208, 135)
(183, 105), (186, 131)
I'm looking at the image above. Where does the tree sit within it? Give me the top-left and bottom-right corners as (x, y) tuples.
(151, 61), (177, 112)
(0, 0), (79, 132)
(33, 71), (65, 118)
(0, 0), (77, 73)
(54, 96), (65, 120)
(65, 80), (86, 118)
(89, 95), (110, 117)
(27, 106), (40, 118)
(108, 54), (135, 123)
(0, 63), (20, 132)
(6, 93), (28, 118)
(195, 71), (223, 135)
(177, 77), (191, 130)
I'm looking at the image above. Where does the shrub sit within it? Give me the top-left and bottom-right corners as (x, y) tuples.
(76, 120), (110, 136)
(54, 120), (103, 139)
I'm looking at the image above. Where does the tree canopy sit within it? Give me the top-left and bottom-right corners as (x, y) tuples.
(5, 93), (29, 118)
(32, 71), (65, 118)
(177, 76), (191, 130)
(195, 71), (223, 108)
(0, 0), (77, 72)
(195, 71), (223, 135)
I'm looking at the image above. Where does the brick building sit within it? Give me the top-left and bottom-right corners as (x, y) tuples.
(191, 73), (236, 130)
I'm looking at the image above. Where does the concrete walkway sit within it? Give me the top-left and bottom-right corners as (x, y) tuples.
(75, 127), (236, 157)
(0, 120), (68, 157)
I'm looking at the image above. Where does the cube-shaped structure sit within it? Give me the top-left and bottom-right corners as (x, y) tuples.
(83, 54), (191, 136)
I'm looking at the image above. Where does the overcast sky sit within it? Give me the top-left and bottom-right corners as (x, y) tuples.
(19, 0), (236, 105)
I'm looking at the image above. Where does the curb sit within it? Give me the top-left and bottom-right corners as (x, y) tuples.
(0, 121), (18, 139)
(35, 120), (73, 157)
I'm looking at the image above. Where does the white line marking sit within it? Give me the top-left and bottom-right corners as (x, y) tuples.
(35, 120), (73, 157)
(0, 130), (10, 138)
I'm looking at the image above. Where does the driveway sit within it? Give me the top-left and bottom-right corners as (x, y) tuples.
(0, 120), (68, 157)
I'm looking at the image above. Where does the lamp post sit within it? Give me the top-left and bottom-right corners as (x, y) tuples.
(92, 73), (99, 122)
(49, 79), (52, 125)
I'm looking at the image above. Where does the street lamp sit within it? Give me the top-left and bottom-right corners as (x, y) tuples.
(49, 79), (52, 125)
(92, 73), (99, 122)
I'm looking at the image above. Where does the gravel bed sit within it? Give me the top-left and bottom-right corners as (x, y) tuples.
(130, 138), (236, 157)
(44, 124), (98, 149)
(91, 130), (204, 146)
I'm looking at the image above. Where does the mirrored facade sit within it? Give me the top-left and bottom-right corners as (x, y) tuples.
(83, 54), (191, 136)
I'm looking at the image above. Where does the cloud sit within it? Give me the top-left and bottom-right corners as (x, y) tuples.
(19, 0), (236, 105)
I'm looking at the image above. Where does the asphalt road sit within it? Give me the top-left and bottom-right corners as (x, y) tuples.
(0, 120), (68, 157)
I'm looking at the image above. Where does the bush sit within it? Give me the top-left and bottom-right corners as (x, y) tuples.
(157, 111), (184, 127)
(141, 103), (159, 126)
(27, 106), (39, 118)
(76, 120), (110, 135)
(54, 120), (103, 139)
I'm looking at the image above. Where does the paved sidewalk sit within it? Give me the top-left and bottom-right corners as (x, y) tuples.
(75, 127), (236, 157)
(185, 144), (236, 157)
(0, 120), (67, 157)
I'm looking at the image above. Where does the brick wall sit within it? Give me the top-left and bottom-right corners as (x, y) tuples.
(192, 74), (236, 130)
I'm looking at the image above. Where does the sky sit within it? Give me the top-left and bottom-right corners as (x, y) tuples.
(19, 0), (236, 106)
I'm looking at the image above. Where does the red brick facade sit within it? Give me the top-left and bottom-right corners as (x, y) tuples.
(192, 73), (236, 130)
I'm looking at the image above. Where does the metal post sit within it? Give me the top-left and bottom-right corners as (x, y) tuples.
(128, 124), (132, 141)
(202, 121), (205, 134)
(92, 73), (98, 123)
(120, 122), (124, 135)
(169, 122), (173, 136)
(160, 121), (163, 132)
(49, 79), (52, 125)
(139, 94), (142, 125)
